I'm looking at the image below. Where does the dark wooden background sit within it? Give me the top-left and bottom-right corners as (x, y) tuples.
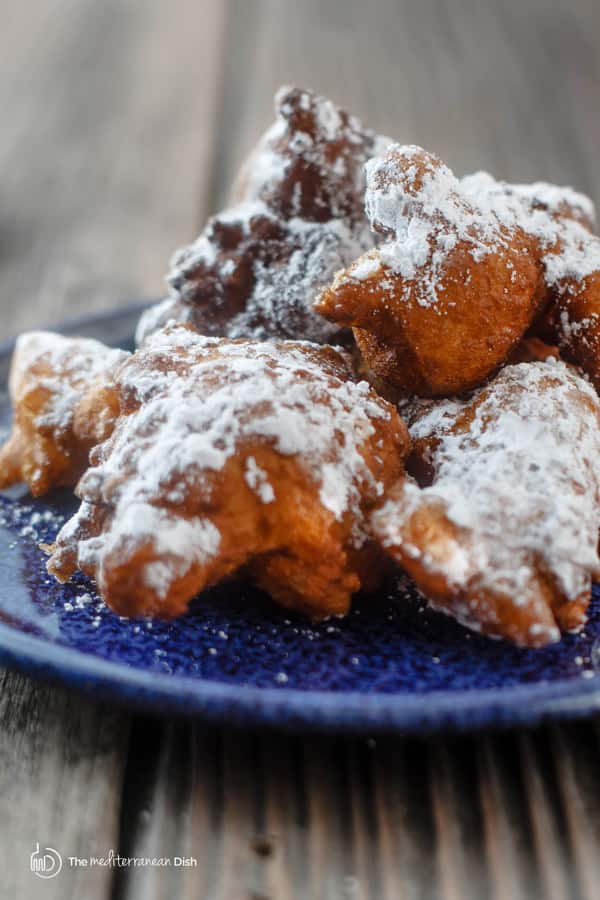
(1, 1), (600, 897)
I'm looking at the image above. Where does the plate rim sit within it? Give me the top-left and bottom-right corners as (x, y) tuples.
(2, 620), (600, 735)
(1, 303), (600, 735)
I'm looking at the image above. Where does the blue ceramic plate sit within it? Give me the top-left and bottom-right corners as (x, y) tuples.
(1, 304), (600, 735)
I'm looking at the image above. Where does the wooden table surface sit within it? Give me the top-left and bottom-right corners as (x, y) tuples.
(1, 1), (600, 897)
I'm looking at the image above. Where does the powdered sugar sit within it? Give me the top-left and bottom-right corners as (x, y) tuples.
(361, 145), (526, 308)
(461, 173), (596, 231)
(134, 297), (193, 347)
(136, 509), (222, 597)
(245, 456), (275, 504)
(460, 170), (599, 288)
(162, 205), (372, 343)
(358, 144), (599, 311)
(10, 331), (128, 434)
(119, 327), (389, 520)
(544, 220), (600, 284)
(137, 87), (391, 346)
(53, 327), (397, 602)
(378, 360), (600, 606)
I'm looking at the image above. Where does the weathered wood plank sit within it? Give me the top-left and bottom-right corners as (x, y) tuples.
(258, 733), (310, 900)
(301, 737), (358, 900)
(371, 739), (440, 900)
(112, 720), (224, 900)
(116, 728), (301, 900)
(477, 734), (542, 900)
(113, 724), (600, 900)
(344, 741), (384, 900)
(0, 0), (227, 336)
(551, 723), (600, 900)
(213, 0), (599, 211)
(518, 730), (576, 900)
(429, 738), (489, 900)
(0, 671), (129, 900)
(0, 3), (228, 899)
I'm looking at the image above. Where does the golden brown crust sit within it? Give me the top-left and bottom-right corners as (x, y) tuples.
(315, 146), (546, 397)
(372, 360), (600, 647)
(377, 482), (589, 647)
(0, 332), (128, 496)
(507, 335), (560, 365)
(548, 264), (600, 388)
(231, 86), (384, 227)
(460, 169), (600, 392)
(47, 326), (409, 619)
(317, 146), (600, 400)
(136, 87), (390, 346)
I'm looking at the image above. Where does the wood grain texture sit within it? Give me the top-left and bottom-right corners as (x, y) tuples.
(0, 3), (226, 898)
(0, 671), (129, 900)
(1, 0), (600, 897)
(372, 739), (439, 900)
(551, 724), (600, 900)
(0, 0), (227, 337)
(518, 732), (575, 900)
(213, 0), (600, 210)
(477, 735), (541, 900)
(430, 738), (489, 900)
(106, 725), (600, 900)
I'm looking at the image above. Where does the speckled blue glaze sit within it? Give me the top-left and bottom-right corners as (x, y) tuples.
(1, 304), (600, 735)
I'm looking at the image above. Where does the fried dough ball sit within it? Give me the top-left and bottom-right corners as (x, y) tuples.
(315, 144), (545, 397)
(136, 87), (390, 346)
(460, 171), (600, 391)
(460, 173), (596, 233)
(0, 332), (128, 496)
(372, 360), (600, 647)
(542, 233), (600, 387)
(47, 325), (408, 619)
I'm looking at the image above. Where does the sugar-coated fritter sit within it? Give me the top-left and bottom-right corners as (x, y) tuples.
(460, 170), (600, 390)
(0, 332), (128, 496)
(372, 360), (600, 647)
(136, 87), (390, 346)
(315, 145), (545, 397)
(48, 325), (408, 619)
